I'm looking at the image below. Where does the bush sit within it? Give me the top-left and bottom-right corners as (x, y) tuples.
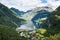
(46, 33), (60, 40)
(0, 24), (19, 40)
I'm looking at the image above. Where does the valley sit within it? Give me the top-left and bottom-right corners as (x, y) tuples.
(0, 3), (60, 40)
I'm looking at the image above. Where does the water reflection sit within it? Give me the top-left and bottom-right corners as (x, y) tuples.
(16, 21), (36, 30)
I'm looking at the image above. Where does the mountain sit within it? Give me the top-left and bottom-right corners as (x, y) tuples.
(41, 6), (60, 35)
(11, 8), (32, 16)
(0, 3), (26, 28)
(21, 6), (53, 28)
(21, 6), (53, 20)
(11, 8), (25, 16)
(32, 10), (52, 28)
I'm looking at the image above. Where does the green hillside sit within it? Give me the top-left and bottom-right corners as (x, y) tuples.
(0, 3), (25, 28)
(0, 24), (19, 40)
(42, 6), (60, 34)
(41, 6), (60, 39)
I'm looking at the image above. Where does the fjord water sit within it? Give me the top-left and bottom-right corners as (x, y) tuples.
(16, 21), (36, 30)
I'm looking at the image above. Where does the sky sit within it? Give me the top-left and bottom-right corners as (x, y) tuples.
(0, 0), (60, 12)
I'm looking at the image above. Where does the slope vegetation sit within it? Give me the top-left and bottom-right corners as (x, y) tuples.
(0, 3), (25, 28)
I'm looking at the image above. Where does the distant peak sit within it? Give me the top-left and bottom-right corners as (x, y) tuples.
(11, 7), (24, 12)
(31, 6), (53, 13)
(41, 6), (50, 8)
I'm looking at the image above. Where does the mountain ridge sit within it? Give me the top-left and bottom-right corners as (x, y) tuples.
(0, 3), (26, 28)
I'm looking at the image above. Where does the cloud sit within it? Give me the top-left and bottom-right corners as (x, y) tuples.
(0, 0), (47, 11)
(46, 0), (60, 9)
(0, 0), (60, 11)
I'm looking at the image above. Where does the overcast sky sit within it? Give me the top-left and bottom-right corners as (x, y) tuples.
(0, 0), (60, 11)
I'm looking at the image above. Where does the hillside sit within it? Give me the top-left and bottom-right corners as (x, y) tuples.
(0, 3), (26, 28)
(32, 10), (52, 28)
(11, 8), (25, 16)
(41, 6), (60, 36)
